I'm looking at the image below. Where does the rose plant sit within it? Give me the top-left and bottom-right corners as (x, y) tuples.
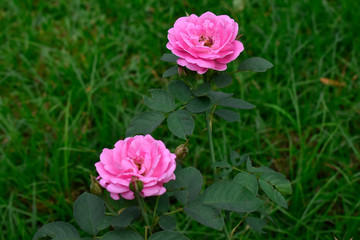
(33, 11), (292, 240)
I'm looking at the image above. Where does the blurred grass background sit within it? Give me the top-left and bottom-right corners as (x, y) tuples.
(0, 0), (359, 239)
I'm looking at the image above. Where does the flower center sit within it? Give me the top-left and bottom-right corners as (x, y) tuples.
(199, 35), (214, 47)
(133, 158), (143, 171)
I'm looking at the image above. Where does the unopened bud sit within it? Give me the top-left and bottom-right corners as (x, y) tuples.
(178, 66), (186, 77)
(90, 175), (103, 195)
(175, 143), (189, 161)
(129, 177), (144, 193)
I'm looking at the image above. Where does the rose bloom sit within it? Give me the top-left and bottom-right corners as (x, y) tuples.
(95, 135), (176, 200)
(166, 11), (244, 74)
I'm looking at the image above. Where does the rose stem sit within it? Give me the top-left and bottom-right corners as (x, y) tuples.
(205, 111), (231, 240)
(230, 212), (249, 238)
(151, 195), (160, 230)
(134, 187), (151, 234)
(205, 112), (217, 178)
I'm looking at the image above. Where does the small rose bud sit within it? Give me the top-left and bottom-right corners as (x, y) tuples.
(178, 66), (186, 77)
(129, 177), (144, 193)
(90, 175), (103, 195)
(175, 143), (189, 161)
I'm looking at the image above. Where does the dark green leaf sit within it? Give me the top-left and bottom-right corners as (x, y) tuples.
(184, 202), (224, 230)
(143, 89), (175, 112)
(208, 91), (233, 104)
(214, 109), (240, 122)
(159, 215), (176, 230)
(149, 231), (189, 240)
(230, 151), (249, 166)
(259, 179), (288, 208)
(193, 83), (211, 96)
(102, 230), (144, 240)
(161, 53), (179, 63)
(163, 65), (178, 78)
(168, 80), (191, 102)
(246, 217), (266, 234)
(261, 172), (292, 195)
(126, 111), (164, 137)
(202, 182), (264, 213)
(97, 216), (115, 231)
(73, 193), (105, 235)
(33, 222), (80, 240)
(167, 110), (194, 139)
(186, 96), (212, 113)
(157, 193), (170, 213)
(233, 172), (258, 195)
(111, 206), (141, 228)
(218, 97), (255, 109)
(238, 57), (273, 72)
(213, 73), (232, 88)
(172, 167), (203, 205)
(212, 161), (232, 178)
(246, 160), (292, 195)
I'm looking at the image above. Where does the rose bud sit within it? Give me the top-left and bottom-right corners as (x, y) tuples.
(129, 178), (144, 193)
(174, 143), (189, 161)
(178, 66), (186, 77)
(90, 175), (103, 195)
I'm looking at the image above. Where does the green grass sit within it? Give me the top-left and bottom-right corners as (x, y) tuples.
(1, 0), (359, 239)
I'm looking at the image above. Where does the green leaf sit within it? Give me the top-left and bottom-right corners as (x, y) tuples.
(126, 111), (164, 137)
(233, 172), (258, 195)
(218, 97), (255, 109)
(143, 89), (175, 112)
(208, 91), (233, 104)
(202, 182), (264, 213)
(246, 217), (266, 234)
(230, 151), (249, 166)
(212, 161), (232, 178)
(246, 160), (292, 195)
(159, 215), (176, 230)
(161, 53), (179, 63)
(172, 167), (203, 205)
(168, 80), (191, 102)
(238, 57), (273, 72)
(186, 96), (212, 113)
(33, 222), (80, 240)
(213, 73), (232, 88)
(261, 172), (292, 195)
(149, 231), (189, 240)
(73, 193), (105, 236)
(184, 202), (224, 230)
(167, 110), (194, 139)
(97, 216), (115, 231)
(259, 179), (288, 208)
(111, 206), (141, 228)
(101, 230), (144, 240)
(214, 109), (240, 122)
(163, 65), (178, 78)
(157, 193), (170, 213)
(193, 83), (211, 97)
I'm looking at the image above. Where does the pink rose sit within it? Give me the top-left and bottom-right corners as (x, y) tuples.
(166, 11), (244, 74)
(95, 135), (176, 200)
